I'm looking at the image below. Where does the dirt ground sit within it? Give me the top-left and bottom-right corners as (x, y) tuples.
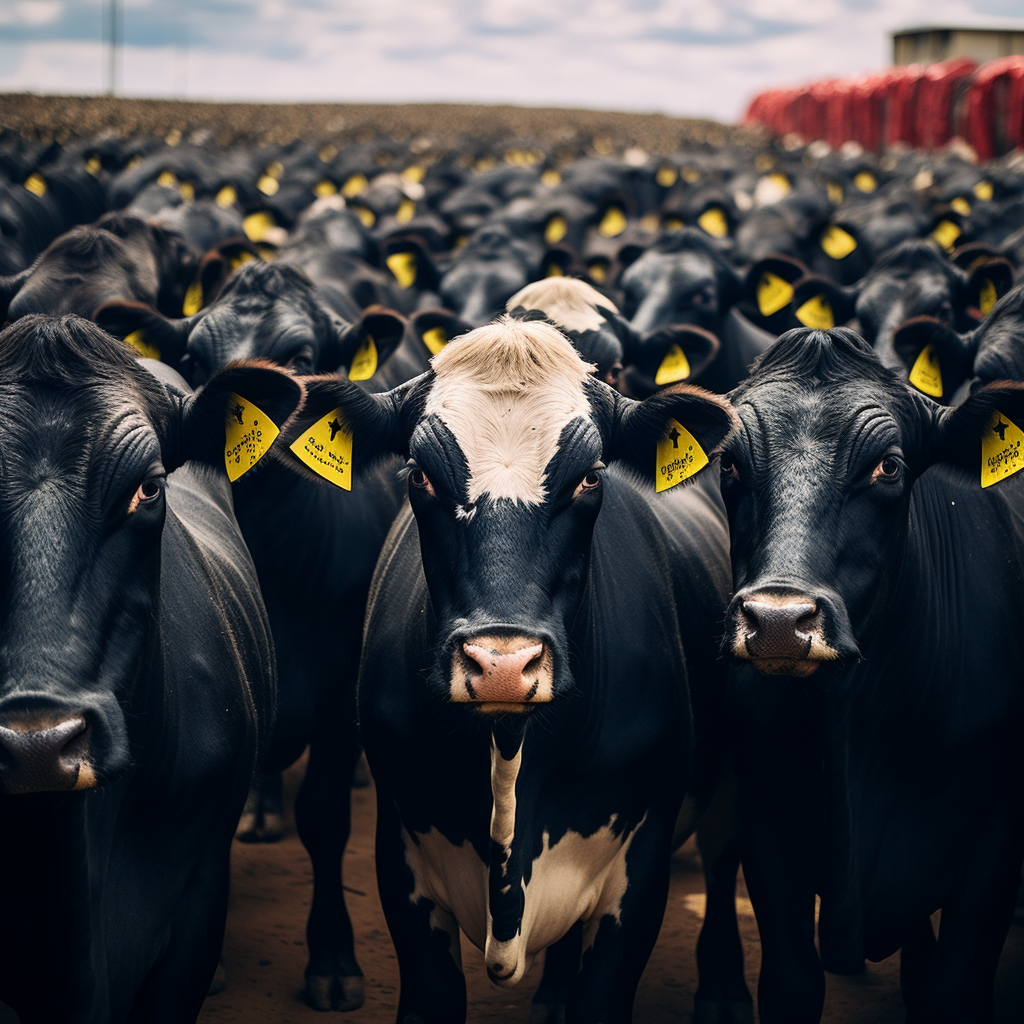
(196, 755), (1024, 1024)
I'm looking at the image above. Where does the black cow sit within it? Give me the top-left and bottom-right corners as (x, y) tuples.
(0, 314), (299, 1023)
(719, 326), (1024, 1023)
(279, 316), (750, 1023)
(0, 212), (197, 326)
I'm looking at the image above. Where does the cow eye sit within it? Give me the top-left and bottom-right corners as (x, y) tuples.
(128, 478), (164, 514)
(872, 456), (903, 484)
(409, 468), (435, 497)
(573, 468), (603, 498)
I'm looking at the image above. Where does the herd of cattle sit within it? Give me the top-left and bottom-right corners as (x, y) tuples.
(0, 124), (1023, 1024)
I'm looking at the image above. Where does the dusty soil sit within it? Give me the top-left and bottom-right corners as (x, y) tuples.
(198, 755), (1024, 1024)
(0, 94), (766, 152)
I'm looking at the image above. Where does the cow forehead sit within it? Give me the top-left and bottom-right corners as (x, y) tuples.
(423, 319), (595, 505)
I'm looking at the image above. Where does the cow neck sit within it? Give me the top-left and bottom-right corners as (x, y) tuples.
(485, 725), (525, 982)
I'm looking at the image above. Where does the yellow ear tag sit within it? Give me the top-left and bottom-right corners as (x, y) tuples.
(656, 165), (678, 187)
(257, 175), (279, 196)
(795, 293), (834, 329)
(124, 330), (161, 361)
(265, 161), (284, 180)
(354, 206), (375, 228)
(24, 172), (47, 196)
(854, 171), (877, 193)
(681, 167), (700, 183)
(289, 407), (353, 490)
(950, 196), (971, 216)
(243, 210), (276, 242)
(313, 179), (338, 198)
(908, 344), (943, 398)
(639, 213), (660, 232)
(827, 181), (844, 205)
(656, 418), (709, 492)
(768, 172), (791, 194)
(215, 184), (237, 208)
(342, 174), (368, 198)
(757, 272), (794, 317)
(981, 410), (1024, 488)
(545, 262), (565, 277)
(157, 169), (177, 188)
(178, 181), (195, 201)
(386, 252), (417, 289)
(974, 180), (994, 201)
(319, 144), (338, 163)
(396, 198), (416, 224)
(164, 129), (181, 146)
(85, 156), (102, 175)
(588, 261), (608, 283)
(663, 217), (684, 231)
(230, 250), (256, 272)
(598, 207), (627, 237)
(979, 278), (998, 317)
(402, 165), (425, 183)
(697, 207), (728, 238)
(931, 219), (961, 251)
(541, 169), (561, 187)
(545, 215), (568, 244)
(349, 336), (378, 381)
(182, 280), (203, 316)
(821, 225), (858, 260)
(224, 394), (279, 483)
(422, 327), (447, 356)
(655, 344), (691, 385)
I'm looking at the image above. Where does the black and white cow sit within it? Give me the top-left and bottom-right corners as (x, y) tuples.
(0, 314), (298, 1023)
(279, 316), (750, 1023)
(719, 326), (1024, 1023)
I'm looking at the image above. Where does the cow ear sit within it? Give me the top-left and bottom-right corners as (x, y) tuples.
(409, 308), (473, 360)
(273, 373), (421, 489)
(893, 317), (975, 404)
(383, 235), (441, 292)
(789, 275), (856, 331)
(964, 258), (1014, 321)
(644, 325), (720, 386)
(167, 361), (304, 477)
(95, 300), (196, 368)
(608, 384), (736, 491)
(741, 257), (807, 330)
(930, 382), (1024, 487)
(333, 305), (406, 380)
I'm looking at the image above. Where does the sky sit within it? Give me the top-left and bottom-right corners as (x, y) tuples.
(0, 1), (1022, 122)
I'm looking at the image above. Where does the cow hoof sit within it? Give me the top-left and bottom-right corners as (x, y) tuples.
(693, 997), (754, 1024)
(306, 973), (365, 1012)
(528, 1002), (565, 1024)
(207, 958), (227, 997)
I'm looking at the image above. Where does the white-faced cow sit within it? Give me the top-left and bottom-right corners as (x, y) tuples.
(278, 316), (751, 1023)
(719, 326), (1024, 1024)
(0, 314), (300, 1023)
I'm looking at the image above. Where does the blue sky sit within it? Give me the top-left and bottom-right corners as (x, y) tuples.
(1, 1), (1021, 121)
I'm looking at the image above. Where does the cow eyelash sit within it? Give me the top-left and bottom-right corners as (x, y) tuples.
(127, 477), (164, 515)
(573, 463), (605, 498)
(871, 454), (904, 485)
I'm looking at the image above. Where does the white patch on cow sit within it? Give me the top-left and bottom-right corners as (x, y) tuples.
(454, 503), (477, 523)
(490, 736), (522, 867)
(507, 278), (619, 335)
(425, 316), (594, 505)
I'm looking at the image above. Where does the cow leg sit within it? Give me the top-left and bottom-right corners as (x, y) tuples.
(903, 802), (1024, 1024)
(235, 771), (285, 843)
(564, 821), (672, 1024)
(694, 769), (753, 1024)
(295, 724), (364, 1012)
(529, 923), (582, 1024)
(375, 795), (467, 1024)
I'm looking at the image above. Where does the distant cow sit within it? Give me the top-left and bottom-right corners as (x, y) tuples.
(719, 326), (1024, 1023)
(0, 314), (299, 1023)
(279, 316), (750, 1023)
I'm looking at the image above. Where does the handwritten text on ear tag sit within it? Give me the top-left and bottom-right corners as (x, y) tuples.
(908, 344), (943, 398)
(981, 410), (1024, 488)
(289, 408), (353, 490)
(225, 394), (279, 482)
(349, 336), (378, 381)
(656, 418), (709, 492)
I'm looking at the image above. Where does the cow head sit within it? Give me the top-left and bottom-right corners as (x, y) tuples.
(0, 314), (300, 794)
(721, 326), (1024, 677)
(281, 316), (733, 713)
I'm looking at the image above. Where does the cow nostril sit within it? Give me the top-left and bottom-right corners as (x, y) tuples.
(738, 597), (819, 662)
(0, 716), (93, 793)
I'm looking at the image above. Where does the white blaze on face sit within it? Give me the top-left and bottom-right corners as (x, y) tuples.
(506, 278), (619, 335)
(425, 316), (594, 505)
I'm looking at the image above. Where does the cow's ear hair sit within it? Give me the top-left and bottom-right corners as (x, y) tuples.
(930, 382), (1024, 482)
(332, 305), (406, 379)
(273, 373), (424, 486)
(643, 324), (720, 385)
(408, 308), (474, 360)
(94, 300), (196, 368)
(608, 384), (737, 487)
(893, 317), (975, 404)
(165, 361), (303, 475)
(964, 258), (1014, 321)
